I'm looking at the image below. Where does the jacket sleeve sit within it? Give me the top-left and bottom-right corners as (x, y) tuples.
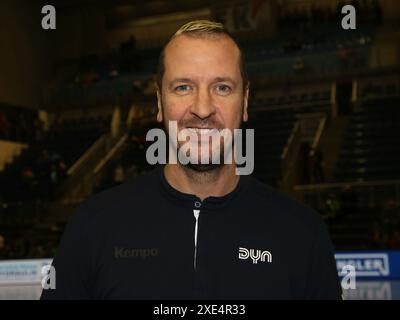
(40, 204), (92, 300)
(304, 217), (343, 300)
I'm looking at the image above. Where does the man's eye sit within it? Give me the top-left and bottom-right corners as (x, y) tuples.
(175, 85), (191, 92)
(216, 85), (231, 94)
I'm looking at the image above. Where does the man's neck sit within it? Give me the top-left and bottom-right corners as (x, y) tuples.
(164, 163), (239, 201)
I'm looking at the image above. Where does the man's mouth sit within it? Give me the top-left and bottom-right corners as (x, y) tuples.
(185, 127), (219, 135)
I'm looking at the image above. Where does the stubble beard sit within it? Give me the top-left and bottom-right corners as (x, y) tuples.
(161, 100), (243, 174)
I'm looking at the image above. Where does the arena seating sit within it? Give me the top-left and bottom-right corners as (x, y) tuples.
(0, 115), (111, 203)
(249, 109), (296, 186)
(334, 97), (400, 182)
(46, 25), (374, 108)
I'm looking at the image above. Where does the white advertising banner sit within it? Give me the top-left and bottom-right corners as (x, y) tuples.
(0, 259), (52, 285)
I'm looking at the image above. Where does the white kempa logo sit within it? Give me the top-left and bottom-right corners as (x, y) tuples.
(239, 247), (272, 264)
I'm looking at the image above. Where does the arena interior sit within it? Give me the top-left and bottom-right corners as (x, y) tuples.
(0, 0), (399, 300)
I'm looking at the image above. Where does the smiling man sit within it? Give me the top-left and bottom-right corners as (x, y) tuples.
(40, 20), (342, 300)
(155, 20), (251, 198)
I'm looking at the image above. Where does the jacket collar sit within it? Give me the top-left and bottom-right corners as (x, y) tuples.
(156, 164), (250, 211)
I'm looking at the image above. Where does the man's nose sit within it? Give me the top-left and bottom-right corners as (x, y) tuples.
(190, 87), (216, 120)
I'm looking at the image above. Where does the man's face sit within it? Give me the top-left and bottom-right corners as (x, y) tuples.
(156, 34), (249, 170)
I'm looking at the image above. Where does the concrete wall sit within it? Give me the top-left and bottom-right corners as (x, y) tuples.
(51, 7), (107, 61)
(0, 0), (54, 108)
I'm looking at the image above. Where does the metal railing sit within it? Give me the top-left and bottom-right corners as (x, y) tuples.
(280, 122), (301, 186)
(66, 134), (107, 176)
(296, 112), (327, 143)
(56, 132), (117, 200)
(309, 115), (327, 156)
(280, 113), (327, 187)
(294, 180), (400, 209)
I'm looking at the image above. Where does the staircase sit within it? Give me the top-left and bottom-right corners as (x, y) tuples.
(317, 116), (349, 182)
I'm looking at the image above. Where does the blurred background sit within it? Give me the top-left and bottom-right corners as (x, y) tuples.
(0, 0), (399, 299)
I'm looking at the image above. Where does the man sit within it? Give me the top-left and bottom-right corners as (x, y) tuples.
(41, 20), (341, 300)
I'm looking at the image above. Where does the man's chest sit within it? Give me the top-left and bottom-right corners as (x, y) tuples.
(90, 213), (305, 299)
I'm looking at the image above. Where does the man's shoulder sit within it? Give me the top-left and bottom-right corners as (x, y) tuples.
(245, 175), (324, 229)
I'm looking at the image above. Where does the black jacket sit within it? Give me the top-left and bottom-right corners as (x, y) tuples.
(40, 165), (341, 299)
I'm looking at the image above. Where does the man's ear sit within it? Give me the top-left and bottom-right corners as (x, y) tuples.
(242, 82), (250, 122)
(155, 84), (163, 123)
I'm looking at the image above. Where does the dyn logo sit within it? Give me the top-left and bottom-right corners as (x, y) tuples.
(335, 253), (390, 277)
(238, 247), (272, 264)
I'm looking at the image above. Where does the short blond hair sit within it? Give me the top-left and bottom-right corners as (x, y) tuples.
(174, 20), (224, 35)
(156, 20), (248, 90)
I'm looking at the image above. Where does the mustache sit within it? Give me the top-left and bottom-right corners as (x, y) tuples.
(179, 119), (223, 130)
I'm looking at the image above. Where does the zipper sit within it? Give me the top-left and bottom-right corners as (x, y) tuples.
(193, 209), (200, 270)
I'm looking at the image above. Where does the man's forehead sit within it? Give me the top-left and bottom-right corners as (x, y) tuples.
(167, 32), (237, 47)
(164, 34), (241, 71)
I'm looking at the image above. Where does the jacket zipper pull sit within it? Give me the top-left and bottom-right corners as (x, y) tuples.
(193, 209), (200, 270)
(193, 200), (201, 270)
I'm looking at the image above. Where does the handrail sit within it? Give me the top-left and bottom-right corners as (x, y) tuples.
(93, 133), (128, 174)
(280, 121), (302, 187)
(281, 122), (300, 160)
(360, 93), (400, 102)
(294, 179), (400, 191)
(309, 116), (327, 156)
(56, 132), (116, 200)
(67, 134), (106, 176)
(252, 101), (330, 113)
